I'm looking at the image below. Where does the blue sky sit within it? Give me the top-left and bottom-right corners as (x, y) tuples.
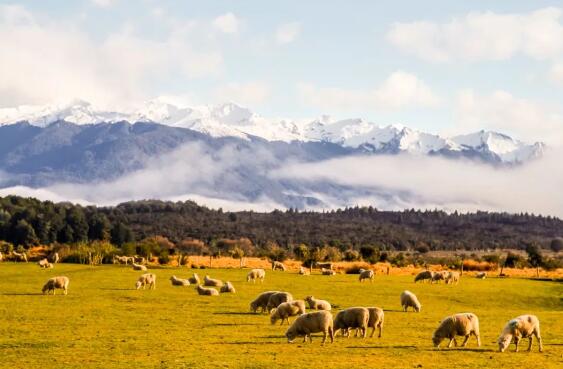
(1, 0), (563, 142)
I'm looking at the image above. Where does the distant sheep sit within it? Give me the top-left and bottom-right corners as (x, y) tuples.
(50, 252), (60, 264)
(220, 281), (236, 293)
(135, 273), (156, 290)
(366, 307), (384, 338)
(315, 262), (333, 270)
(270, 300), (306, 325)
(321, 268), (336, 276)
(12, 251), (27, 262)
(498, 315), (543, 353)
(333, 307), (369, 338)
(133, 255), (146, 264)
(266, 291), (293, 311)
(272, 261), (287, 271)
(247, 268), (266, 283)
(188, 273), (200, 284)
(304, 296), (331, 311)
(42, 276), (69, 295)
(203, 275), (223, 287)
(38, 258), (50, 268)
(433, 313), (481, 348)
(445, 271), (460, 285)
(476, 272), (487, 279)
(197, 284), (219, 296)
(285, 311), (334, 344)
(400, 290), (421, 312)
(431, 271), (448, 283)
(359, 269), (374, 282)
(169, 275), (190, 286)
(250, 291), (280, 313)
(414, 270), (434, 283)
(132, 262), (147, 271)
(299, 267), (310, 275)
(113, 255), (133, 265)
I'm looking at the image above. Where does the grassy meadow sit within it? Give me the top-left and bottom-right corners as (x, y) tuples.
(0, 263), (561, 369)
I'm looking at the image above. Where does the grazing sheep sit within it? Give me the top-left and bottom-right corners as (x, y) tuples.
(414, 270), (434, 283)
(266, 291), (293, 311)
(445, 271), (460, 285)
(299, 266), (310, 275)
(250, 291), (281, 313)
(12, 251), (27, 262)
(498, 315), (543, 353)
(366, 307), (384, 338)
(476, 272), (487, 279)
(220, 281), (236, 293)
(400, 290), (421, 312)
(133, 255), (146, 264)
(203, 275), (223, 287)
(433, 313), (481, 348)
(304, 296), (332, 311)
(321, 268), (336, 276)
(50, 252), (60, 264)
(270, 300), (306, 325)
(285, 311), (334, 344)
(431, 271), (448, 283)
(247, 268), (266, 283)
(132, 262), (147, 271)
(135, 273), (156, 290)
(315, 262), (333, 270)
(197, 284), (219, 296)
(188, 273), (200, 284)
(169, 275), (190, 286)
(359, 269), (374, 282)
(42, 276), (69, 295)
(38, 258), (50, 268)
(272, 261), (287, 271)
(113, 255), (133, 265)
(333, 307), (369, 338)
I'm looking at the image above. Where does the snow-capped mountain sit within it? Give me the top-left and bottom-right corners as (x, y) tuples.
(0, 98), (544, 164)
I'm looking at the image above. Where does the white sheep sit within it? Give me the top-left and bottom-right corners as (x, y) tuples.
(169, 275), (190, 286)
(285, 311), (334, 344)
(246, 268), (266, 283)
(298, 266), (310, 275)
(433, 313), (481, 348)
(333, 307), (369, 338)
(38, 258), (50, 268)
(359, 269), (374, 282)
(42, 276), (69, 295)
(203, 275), (223, 287)
(414, 270), (434, 283)
(266, 291), (293, 311)
(321, 268), (336, 276)
(12, 251), (27, 262)
(197, 284), (219, 296)
(135, 273), (156, 290)
(366, 307), (384, 338)
(50, 252), (60, 264)
(475, 272), (487, 279)
(315, 262), (333, 270)
(272, 261), (287, 271)
(431, 271), (448, 283)
(445, 271), (460, 285)
(220, 281), (236, 293)
(270, 300), (306, 325)
(132, 262), (147, 271)
(250, 291), (281, 313)
(400, 290), (421, 312)
(304, 296), (331, 311)
(497, 315), (543, 353)
(188, 273), (200, 284)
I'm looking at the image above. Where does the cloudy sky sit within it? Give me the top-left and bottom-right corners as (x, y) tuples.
(1, 0), (563, 143)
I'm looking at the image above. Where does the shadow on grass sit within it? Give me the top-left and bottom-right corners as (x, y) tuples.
(213, 312), (256, 315)
(1, 292), (43, 296)
(421, 348), (492, 353)
(383, 309), (405, 313)
(211, 341), (282, 345)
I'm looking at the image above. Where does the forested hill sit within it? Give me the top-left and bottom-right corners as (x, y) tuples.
(0, 196), (561, 251)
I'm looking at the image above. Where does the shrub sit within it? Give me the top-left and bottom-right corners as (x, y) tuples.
(343, 249), (361, 261)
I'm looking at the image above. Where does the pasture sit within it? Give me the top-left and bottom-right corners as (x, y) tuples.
(0, 263), (561, 369)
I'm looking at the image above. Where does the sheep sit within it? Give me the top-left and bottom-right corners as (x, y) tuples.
(12, 251), (27, 262)
(315, 262), (333, 270)
(431, 271), (448, 283)
(414, 270), (434, 283)
(321, 268), (336, 276)
(266, 291), (293, 311)
(270, 300), (306, 325)
(113, 255), (131, 265)
(272, 261), (287, 271)
(476, 272), (487, 279)
(50, 252), (60, 264)
(203, 275), (223, 287)
(133, 255), (146, 264)
(497, 315), (543, 353)
(400, 290), (421, 312)
(333, 307), (369, 338)
(299, 266), (310, 275)
(42, 276), (69, 295)
(432, 313), (481, 348)
(38, 258), (50, 268)
(359, 269), (374, 282)
(197, 284), (219, 296)
(304, 296), (331, 311)
(188, 273), (200, 284)
(366, 307), (384, 338)
(445, 271), (460, 285)
(132, 262), (147, 271)
(135, 273), (156, 290)
(285, 311), (334, 344)
(169, 275), (190, 286)
(250, 291), (281, 313)
(220, 281), (236, 293)
(247, 268), (266, 283)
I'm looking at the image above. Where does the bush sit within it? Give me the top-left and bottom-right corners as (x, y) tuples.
(343, 263), (372, 274)
(343, 249), (361, 261)
(550, 238), (563, 253)
(158, 250), (170, 265)
(415, 245), (430, 254)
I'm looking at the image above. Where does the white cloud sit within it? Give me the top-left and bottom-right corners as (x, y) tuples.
(0, 5), (223, 108)
(214, 82), (270, 105)
(298, 71), (441, 111)
(212, 12), (239, 34)
(549, 62), (563, 85)
(454, 89), (563, 144)
(387, 7), (563, 62)
(91, 0), (117, 8)
(276, 22), (301, 44)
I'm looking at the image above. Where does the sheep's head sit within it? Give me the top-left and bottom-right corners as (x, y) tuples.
(285, 328), (297, 343)
(41, 283), (49, 294)
(414, 303), (422, 313)
(250, 301), (258, 313)
(432, 333), (442, 347)
(135, 281), (142, 290)
(269, 309), (278, 325)
(498, 334), (512, 352)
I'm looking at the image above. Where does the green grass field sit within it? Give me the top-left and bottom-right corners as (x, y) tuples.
(0, 264), (561, 369)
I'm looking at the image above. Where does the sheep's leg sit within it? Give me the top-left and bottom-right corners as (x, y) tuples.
(475, 333), (481, 347)
(378, 325), (383, 338)
(535, 333), (543, 352)
(322, 331), (327, 344)
(447, 338), (455, 348)
(302, 336), (307, 343)
(514, 337), (520, 352)
(362, 327), (366, 338)
(461, 335), (470, 347)
(329, 327), (334, 343)
(308, 334), (313, 343)
(370, 327), (375, 338)
(527, 336), (533, 352)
